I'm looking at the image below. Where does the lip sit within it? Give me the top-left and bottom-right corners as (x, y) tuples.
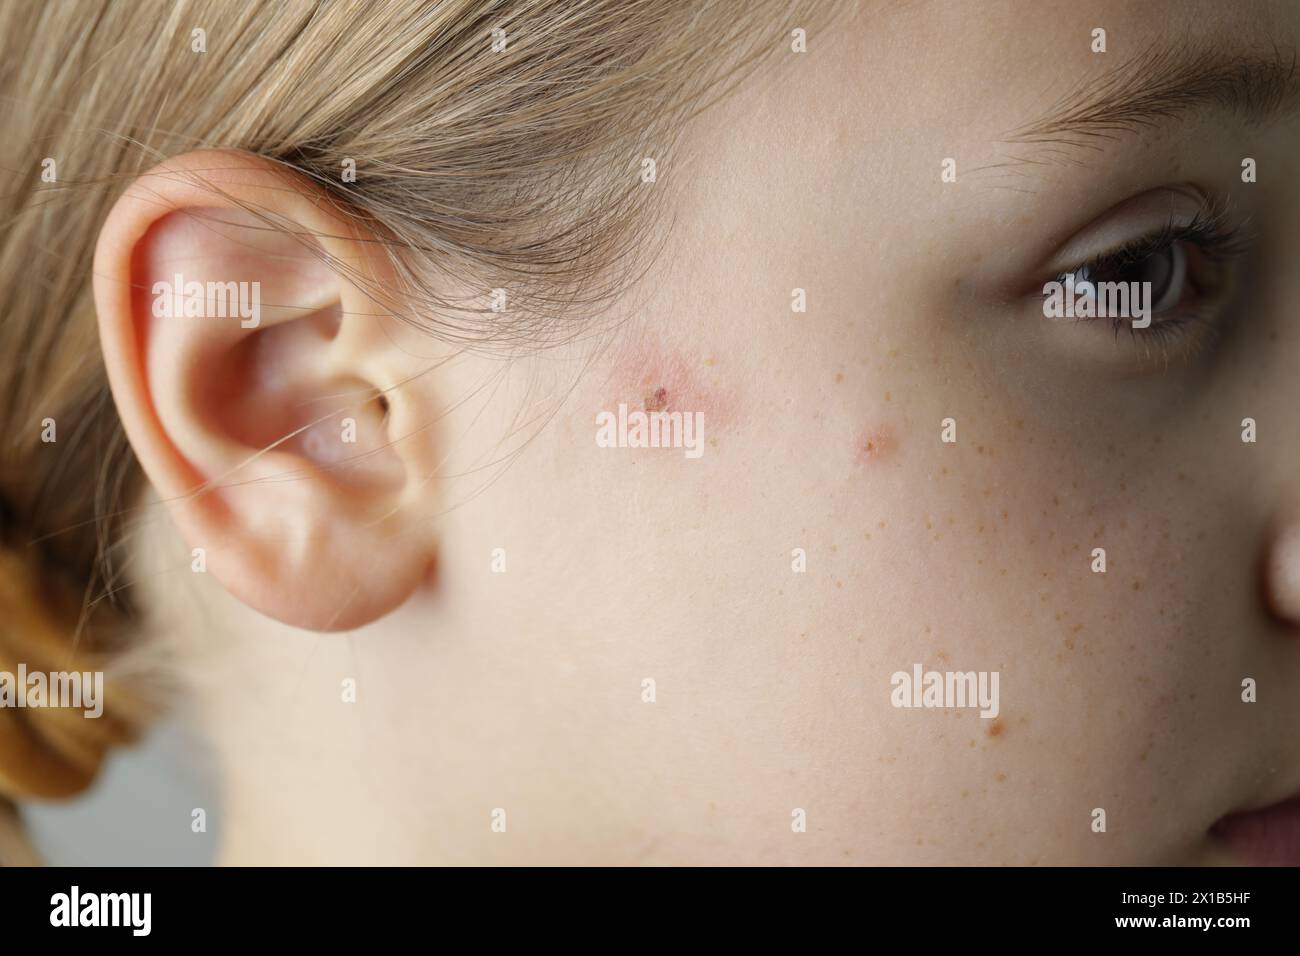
(1211, 793), (1300, 866)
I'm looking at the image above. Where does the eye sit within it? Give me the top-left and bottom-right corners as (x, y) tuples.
(1023, 188), (1255, 376)
(1066, 240), (1190, 314)
(1045, 202), (1251, 353)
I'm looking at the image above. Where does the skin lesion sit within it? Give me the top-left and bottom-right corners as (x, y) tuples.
(644, 386), (669, 413)
(856, 423), (898, 465)
(601, 330), (739, 432)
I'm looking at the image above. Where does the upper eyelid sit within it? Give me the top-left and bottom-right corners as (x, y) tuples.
(1064, 214), (1254, 281)
(1066, 226), (1181, 274)
(1046, 189), (1248, 279)
(1066, 222), (1227, 275)
(1036, 187), (1204, 276)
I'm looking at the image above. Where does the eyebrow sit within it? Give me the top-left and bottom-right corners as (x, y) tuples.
(1005, 41), (1300, 151)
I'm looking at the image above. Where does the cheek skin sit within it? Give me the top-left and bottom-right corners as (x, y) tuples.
(600, 330), (741, 436)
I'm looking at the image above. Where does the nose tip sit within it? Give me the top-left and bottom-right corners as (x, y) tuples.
(1264, 518), (1300, 627)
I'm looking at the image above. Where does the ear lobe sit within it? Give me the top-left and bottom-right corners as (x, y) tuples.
(94, 150), (441, 632)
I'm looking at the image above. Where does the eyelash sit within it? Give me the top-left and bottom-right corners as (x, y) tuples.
(1060, 200), (1253, 349)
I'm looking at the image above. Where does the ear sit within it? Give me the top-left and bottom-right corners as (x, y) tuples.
(94, 150), (442, 631)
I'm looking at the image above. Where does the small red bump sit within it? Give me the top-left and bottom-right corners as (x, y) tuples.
(856, 424), (898, 465)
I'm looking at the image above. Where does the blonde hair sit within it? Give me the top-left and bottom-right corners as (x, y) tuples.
(0, 0), (823, 861)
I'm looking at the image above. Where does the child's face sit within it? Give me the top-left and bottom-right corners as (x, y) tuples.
(193, 0), (1300, 864)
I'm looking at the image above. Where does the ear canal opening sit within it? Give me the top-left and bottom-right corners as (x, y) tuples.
(270, 379), (406, 495)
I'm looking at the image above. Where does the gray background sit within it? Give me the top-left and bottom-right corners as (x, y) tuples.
(21, 718), (220, 866)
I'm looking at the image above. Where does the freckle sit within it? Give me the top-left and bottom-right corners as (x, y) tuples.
(878, 520), (886, 529)
(885, 391), (892, 401)
(834, 372), (844, 384)
(995, 772), (1007, 782)
(968, 739), (976, 748)
(1132, 579), (1143, 591)
(987, 719), (1005, 738)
